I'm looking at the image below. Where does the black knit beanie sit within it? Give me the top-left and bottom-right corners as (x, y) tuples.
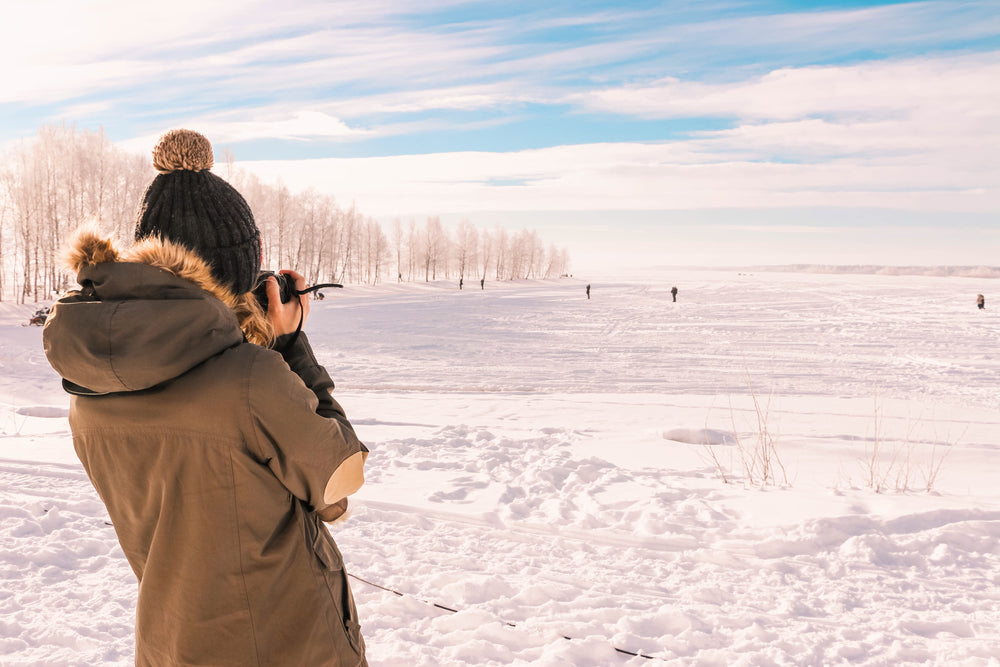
(135, 129), (261, 295)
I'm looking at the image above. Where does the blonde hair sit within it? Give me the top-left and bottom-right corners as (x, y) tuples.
(232, 291), (275, 348)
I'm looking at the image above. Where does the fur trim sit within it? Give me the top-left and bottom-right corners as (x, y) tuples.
(62, 225), (120, 273)
(63, 226), (273, 347)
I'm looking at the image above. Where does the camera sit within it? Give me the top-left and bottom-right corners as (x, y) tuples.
(253, 271), (297, 310)
(253, 271), (344, 310)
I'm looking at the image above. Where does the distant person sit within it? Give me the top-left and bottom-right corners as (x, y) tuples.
(671, 286), (678, 302)
(459, 277), (463, 290)
(480, 278), (485, 290)
(586, 284), (591, 299)
(977, 294), (985, 310)
(29, 306), (50, 326)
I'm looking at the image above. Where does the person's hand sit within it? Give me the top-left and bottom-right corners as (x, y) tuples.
(266, 269), (310, 336)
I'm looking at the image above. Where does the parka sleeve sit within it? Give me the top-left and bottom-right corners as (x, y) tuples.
(275, 332), (358, 426)
(245, 345), (366, 512)
(276, 331), (369, 461)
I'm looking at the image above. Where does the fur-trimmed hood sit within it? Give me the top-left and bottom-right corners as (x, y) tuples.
(63, 226), (243, 310)
(44, 227), (270, 395)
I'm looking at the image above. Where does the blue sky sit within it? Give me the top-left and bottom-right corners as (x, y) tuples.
(3, 1), (998, 271)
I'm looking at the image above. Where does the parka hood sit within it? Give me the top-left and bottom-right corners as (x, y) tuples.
(44, 228), (251, 395)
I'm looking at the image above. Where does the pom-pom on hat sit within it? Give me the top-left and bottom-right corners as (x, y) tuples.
(135, 129), (261, 295)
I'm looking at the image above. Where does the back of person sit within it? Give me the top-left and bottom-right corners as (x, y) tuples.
(44, 130), (368, 667)
(71, 342), (364, 665)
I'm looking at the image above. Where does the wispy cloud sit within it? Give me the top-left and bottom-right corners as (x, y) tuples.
(238, 139), (999, 216)
(221, 41), (999, 219)
(719, 225), (837, 234)
(1, 1), (500, 107)
(573, 52), (1000, 122)
(571, 51), (1000, 176)
(119, 110), (368, 155)
(6, 1), (995, 126)
(665, 1), (1000, 54)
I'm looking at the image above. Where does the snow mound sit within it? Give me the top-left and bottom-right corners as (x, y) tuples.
(16, 406), (69, 419)
(662, 428), (736, 446)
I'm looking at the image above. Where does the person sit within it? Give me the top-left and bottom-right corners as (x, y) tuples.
(586, 283), (591, 299)
(480, 277), (485, 290)
(459, 277), (463, 290)
(29, 306), (50, 326)
(43, 129), (368, 666)
(978, 294), (985, 310)
(671, 286), (678, 303)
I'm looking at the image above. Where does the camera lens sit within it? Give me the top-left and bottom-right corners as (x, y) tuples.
(253, 271), (295, 309)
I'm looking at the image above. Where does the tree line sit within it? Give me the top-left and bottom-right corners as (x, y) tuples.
(0, 125), (570, 302)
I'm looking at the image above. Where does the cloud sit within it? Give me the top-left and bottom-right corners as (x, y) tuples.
(0, 1), (503, 106)
(322, 84), (532, 117)
(236, 140), (999, 217)
(662, 1), (1000, 55)
(718, 225), (836, 235)
(117, 110), (367, 156)
(7, 1), (996, 116)
(132, 48), (999, 171)
(568, 51), (1000, 174)
(223, 47), (999, 218)
(195, 110), (364, 143)
(573, 52), (1000, 122)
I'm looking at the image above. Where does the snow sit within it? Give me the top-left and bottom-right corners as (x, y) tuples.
(2, 270), (999, 665)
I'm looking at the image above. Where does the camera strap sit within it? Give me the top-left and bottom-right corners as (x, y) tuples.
(296, 282), (343, 295)
(277, 284), (342, 352)
(291, 294), (306, 347)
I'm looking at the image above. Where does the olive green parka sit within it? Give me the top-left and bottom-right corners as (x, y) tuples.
(43, 229), (368, 666)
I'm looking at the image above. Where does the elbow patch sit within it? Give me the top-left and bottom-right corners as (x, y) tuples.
(323, 450), (367, 505)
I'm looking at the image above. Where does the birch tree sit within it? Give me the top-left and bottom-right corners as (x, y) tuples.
(0, 125), (152, 301)
(478, 226), (493, 283)
(391, 217), (404, 282)
(454, 218), (477, 283)
(493, 225), (507, 281)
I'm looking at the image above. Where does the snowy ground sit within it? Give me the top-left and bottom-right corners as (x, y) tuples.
(2, 270), (999, 666)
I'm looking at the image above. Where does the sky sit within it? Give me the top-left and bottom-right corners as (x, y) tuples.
(2, 0), (998, 273)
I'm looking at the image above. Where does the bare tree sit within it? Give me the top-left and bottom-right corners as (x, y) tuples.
(0, 124), (152, 301)
(422, 216), (446, 281)
(478, 226), (493, 283)
(391, 217), (404, 282)
(406, 218), (418, 282)
(362, 217), (389, 284)
(220, 148), (236, 182)
(338, 204), (358, 283)
(506, 229), (528, 280)
(0, 172), (10, 296)
(274, 183), (292, 268)
(454, 218), (477, 283)
(543, 242), (564, 278)
(493, 225), (507, 281)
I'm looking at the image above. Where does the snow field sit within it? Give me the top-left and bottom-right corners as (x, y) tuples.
(1, 271), (999, 665)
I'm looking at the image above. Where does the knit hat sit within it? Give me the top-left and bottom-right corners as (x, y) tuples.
(135, 129), (261, 295)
